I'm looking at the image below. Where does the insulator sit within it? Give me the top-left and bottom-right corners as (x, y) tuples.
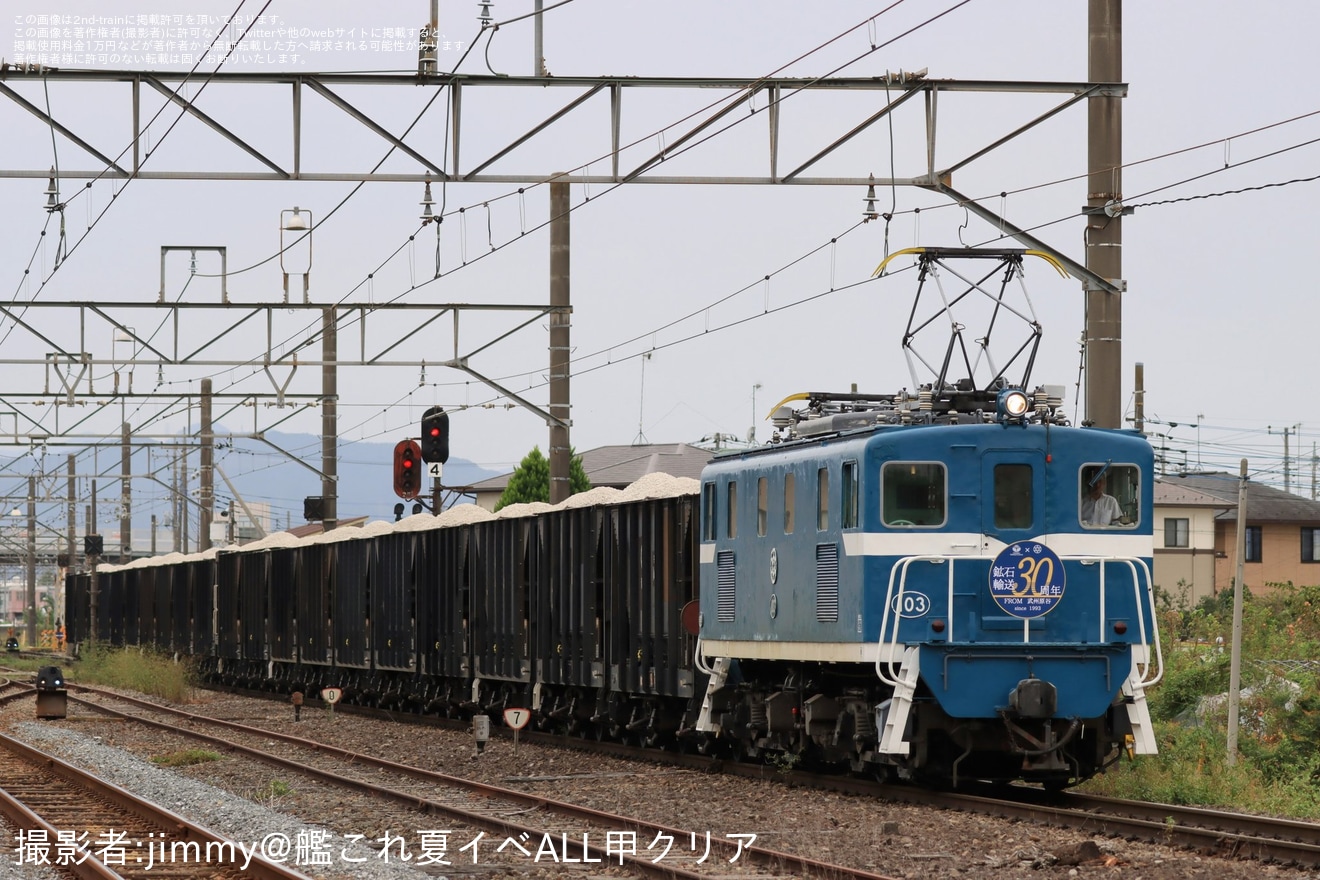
(862, 174), (879, 221)
(419, 179), (435, 224)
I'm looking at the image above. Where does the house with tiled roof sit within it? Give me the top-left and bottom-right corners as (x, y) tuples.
(464, 443), (712, 511)
(1154, 472), (1320, 603)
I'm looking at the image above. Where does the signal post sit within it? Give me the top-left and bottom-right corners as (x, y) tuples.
(420, 407), (450, 515)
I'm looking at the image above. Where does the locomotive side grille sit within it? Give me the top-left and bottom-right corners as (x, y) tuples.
(716, 550), (736, 621)
(816, 543), (839, 622)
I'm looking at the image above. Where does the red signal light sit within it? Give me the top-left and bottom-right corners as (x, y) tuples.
(420, 406), (450, 464)
(393, 439), (422, 500)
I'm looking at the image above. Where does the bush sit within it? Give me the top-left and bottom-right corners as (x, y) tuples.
(1081, 579), (1320, 820)
(72, 645), (197, 703)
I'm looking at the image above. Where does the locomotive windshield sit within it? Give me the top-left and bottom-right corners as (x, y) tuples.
(882, 462), (946, 527)
(994, 463), (1033, 529)
(1080, 463), (1140, 529)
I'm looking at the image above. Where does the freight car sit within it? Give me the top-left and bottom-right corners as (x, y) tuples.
(66, 479), (707, 746)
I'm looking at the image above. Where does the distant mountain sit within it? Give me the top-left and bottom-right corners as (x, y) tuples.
(212, 428), (501, 526)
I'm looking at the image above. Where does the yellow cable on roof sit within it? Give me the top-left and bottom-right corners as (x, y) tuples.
(764, 392), (810, 420)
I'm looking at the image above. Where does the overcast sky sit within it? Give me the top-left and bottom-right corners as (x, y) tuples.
(4, 0), (1320, 530)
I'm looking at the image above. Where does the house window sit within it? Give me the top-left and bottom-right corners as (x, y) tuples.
(1164, 518), (1189, 549)
(842, 461), (859, 529)
(1245, 525), (1262, 563)
(757, 477), (768, 537)
(1303, 528), (1320, 563)
(817, 467), (829, 531)
(784, 473), (795, 534)
(726, 482), (738, 540)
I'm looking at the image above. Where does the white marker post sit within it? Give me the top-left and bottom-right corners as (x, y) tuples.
(321, 687), (342, 723)
(473, 714), (491, 755)
(504, 707), (530, 753)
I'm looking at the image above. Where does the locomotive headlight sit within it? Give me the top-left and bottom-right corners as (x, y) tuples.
(997, 388), (1030, 421)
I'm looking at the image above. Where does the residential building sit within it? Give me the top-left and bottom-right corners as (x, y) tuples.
(1153, 473), (1320, 604)
(465, 443), (712, 511)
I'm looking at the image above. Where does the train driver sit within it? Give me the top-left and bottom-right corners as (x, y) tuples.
(1081, 466), (1122, 527)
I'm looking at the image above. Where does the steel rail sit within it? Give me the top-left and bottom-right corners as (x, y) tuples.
(0, 730), (314, 879)
(69, 686), (900, 880)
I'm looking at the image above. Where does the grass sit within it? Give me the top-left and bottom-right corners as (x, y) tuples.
(253, 779), (295, 806)
(153, 748), (221, 767)
(66, 645), (198, 703)
(1078, 580), (1320, 820)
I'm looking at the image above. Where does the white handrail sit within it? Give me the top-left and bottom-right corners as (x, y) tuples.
(876, 552), (1163, 689)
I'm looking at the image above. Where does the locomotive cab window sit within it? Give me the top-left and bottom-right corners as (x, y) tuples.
(994, 464), (1033, 530)
(882, 462), (946, 527)
(1080, 464), (1140, 529)
(784, 473), (796, 534)
(842, 461), (859, 529)
(701, 482), (716, 541)
(727, 481), (738, 539)
(757, 477), (768, 537)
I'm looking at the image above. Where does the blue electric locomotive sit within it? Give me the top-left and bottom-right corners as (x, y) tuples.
(694, 383), (1162, 787)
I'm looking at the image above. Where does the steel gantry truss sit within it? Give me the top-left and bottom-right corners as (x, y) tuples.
(2, 68), (1116, 287)
(0, 65), (1122, 548)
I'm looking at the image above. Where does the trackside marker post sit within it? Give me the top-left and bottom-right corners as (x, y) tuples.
(473, 714), (491, 755)
(321, 687), (342, 722)
(504, 707), (530, 753)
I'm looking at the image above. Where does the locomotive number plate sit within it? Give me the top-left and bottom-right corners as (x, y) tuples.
(889, 591), (930, 618)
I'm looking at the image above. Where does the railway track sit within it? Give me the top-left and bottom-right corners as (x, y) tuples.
(62, 685), (901, 880)
(0, 728), (312, 880)
(19, 679), (1320, 874)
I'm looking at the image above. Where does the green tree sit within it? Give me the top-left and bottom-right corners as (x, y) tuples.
(494, 446), (591, 510)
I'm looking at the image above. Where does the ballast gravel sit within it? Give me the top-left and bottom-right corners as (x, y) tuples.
(11, 722), (435, 880)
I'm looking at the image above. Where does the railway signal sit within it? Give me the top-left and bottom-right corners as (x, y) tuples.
(420, 406), (449, 464)
(392, 439), (422, 500)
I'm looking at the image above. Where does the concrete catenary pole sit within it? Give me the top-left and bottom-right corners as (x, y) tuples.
(548, 179), (572, 504)
(25, 475), (36, 648)
(200, 378), (214, 551)
(65, 454), (75, 627)
(1085, 0), (1123, 428)
(322, 307), (338, 532)
(120, 422), (132, 561)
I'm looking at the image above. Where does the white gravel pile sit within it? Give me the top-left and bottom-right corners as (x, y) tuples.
(560, 486), (622, 508)
(14, 723), (433, 880)
(616, 473), (700, 502)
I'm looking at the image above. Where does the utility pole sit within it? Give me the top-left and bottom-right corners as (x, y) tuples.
(1132, 362), (1144, 434)
(1084, 0), (1124, 429)
(548, 178), (572, 504)
(1227, 458), (1248, 765)
(1268, 424), (1300, 494)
